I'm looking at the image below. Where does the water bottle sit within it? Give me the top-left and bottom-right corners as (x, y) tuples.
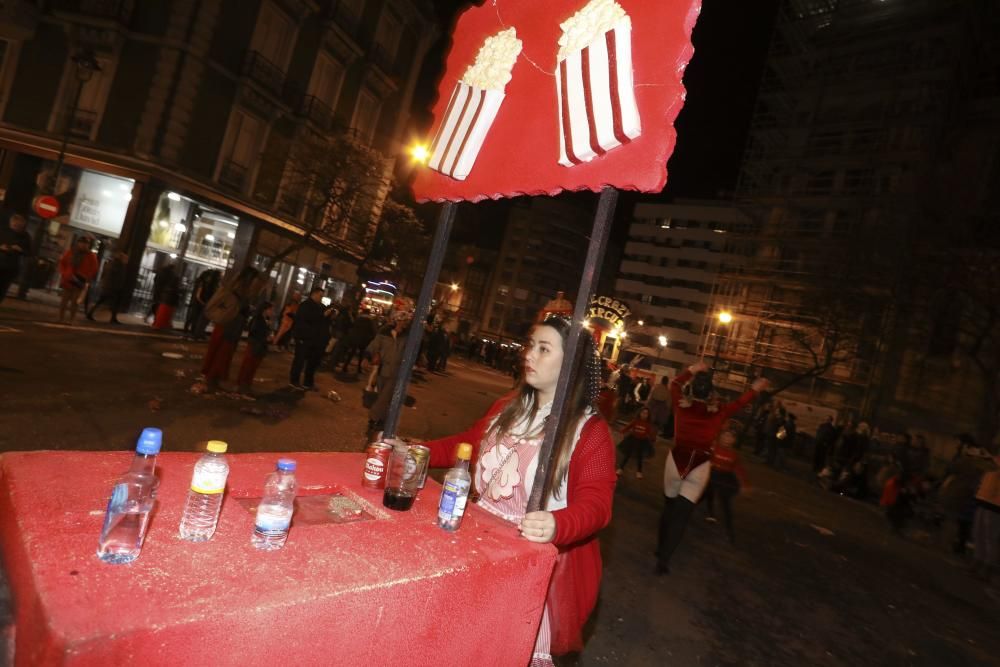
(437, 443), (473, 532)
(178, 440), (230, 541)
(252, 458), (297, 550)
(97, 427), (163, 564)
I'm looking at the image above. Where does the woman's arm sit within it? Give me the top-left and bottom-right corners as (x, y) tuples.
(551, 418), (617, 547)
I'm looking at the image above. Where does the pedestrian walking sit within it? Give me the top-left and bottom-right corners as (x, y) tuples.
(940, 434), (993, 556)
(656, 362), (767, 574)
(57, 235), (99, 323)
(185, 269), (221, 339)
(332, 307), (376, 374)
(634, 377), (651, 404)
(647, 376), (671, 436)
(150, 264), (180, 329)
(365, 311), (412, 435)
(704, 429), (750, 545)
(236, 301), (273, 397)
(0, 214), (31, 304)
(288, 287), (329, 391)
(274, 290), (301, 350)
(416, 314), (615, 667)
(85, 248), (128, 323)
(200, 267), (261, 390)
(813, 416), (836, 473)
(616, 406), (656, 479)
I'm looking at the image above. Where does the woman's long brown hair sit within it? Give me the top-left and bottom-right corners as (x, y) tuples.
(484, 317), (599, 503)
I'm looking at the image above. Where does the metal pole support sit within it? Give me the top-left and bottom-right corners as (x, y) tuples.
(381, 201), (458, 439)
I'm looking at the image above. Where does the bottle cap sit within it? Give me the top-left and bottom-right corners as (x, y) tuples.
(457, 443), (473, 461)
(277, 458), (296, 471)
(206, 440), (228, 453)
(136, 428), (162, 455)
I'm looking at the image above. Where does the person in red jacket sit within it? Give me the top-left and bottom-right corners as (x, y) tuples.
(419, 314), (616, 667)
(656, 361), (767, 574)
(705, 429), (750, 545)
(57, 235), (99, 323)
(616, 406), (656, 479)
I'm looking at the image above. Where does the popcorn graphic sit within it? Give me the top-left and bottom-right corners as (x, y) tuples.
(555, 0), (641, 167)
(428, 28), (523, 181)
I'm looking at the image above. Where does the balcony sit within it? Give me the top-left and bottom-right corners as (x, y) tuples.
(369, 46), (397, 77)
(326, 0), (362, 36)
(242, 50), (286, 99)
(219, 160), (248, 190)
(297, 95), (335, 132)
(52, 0), (133, 23)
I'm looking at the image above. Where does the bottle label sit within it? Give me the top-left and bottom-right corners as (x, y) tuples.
(255, 507), (292, 532)
(191, 468), (227, 495)
(438, 480), (470, 521)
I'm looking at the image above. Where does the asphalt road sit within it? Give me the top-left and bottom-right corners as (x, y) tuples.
(1, 298), (998, 666)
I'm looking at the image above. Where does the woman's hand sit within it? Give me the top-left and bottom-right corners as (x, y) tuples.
(520, 511), (556, 543)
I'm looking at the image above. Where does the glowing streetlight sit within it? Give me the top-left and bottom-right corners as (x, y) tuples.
(450, 283), (459, 291)
(409, 143), (431, 164)
(658, 335), (668, 347)
(718, 310), (733, 325)
(637, 319), (644, 326)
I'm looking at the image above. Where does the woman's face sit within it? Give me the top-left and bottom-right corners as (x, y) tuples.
(639, 408), (650, 421)
(523, 325), (564, 396)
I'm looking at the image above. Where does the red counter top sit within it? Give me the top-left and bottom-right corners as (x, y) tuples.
(0, 451), (556, 666)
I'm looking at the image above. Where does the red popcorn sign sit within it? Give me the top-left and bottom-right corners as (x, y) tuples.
(411, 0), (702, 203)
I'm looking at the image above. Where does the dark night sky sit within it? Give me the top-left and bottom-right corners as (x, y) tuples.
(411, 1), (779, 246)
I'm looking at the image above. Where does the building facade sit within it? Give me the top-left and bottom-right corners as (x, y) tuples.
(615, 201), (749, 377)
(704, 0), (1000, 444)
(0, 0), (436, 315)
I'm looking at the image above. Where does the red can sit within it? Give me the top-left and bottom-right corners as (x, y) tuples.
(362, 442), (393, 489)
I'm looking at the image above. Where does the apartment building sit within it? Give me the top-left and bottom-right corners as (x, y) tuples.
(0, 0), (436, 312)
(705, 0), (1000, 439)
(616, 201), (749, 375)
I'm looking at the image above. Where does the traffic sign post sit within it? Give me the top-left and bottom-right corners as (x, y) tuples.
(32, 195), (60, 219)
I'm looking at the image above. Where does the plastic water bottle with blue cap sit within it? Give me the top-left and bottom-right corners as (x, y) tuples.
(252, 458), (297, 550)
(97, 427), (163, 564)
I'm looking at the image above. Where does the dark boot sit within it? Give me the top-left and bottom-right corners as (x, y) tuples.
(656, 497), (695, 574)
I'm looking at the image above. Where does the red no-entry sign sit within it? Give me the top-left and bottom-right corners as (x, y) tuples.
(33, 195), (60, 219)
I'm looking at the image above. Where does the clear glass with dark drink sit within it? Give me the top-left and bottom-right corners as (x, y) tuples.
(382, 442), (419, 511)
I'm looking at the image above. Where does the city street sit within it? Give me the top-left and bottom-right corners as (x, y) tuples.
(1, 300), (999, 666)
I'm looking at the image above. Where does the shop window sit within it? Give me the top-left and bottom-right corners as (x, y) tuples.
(69, 171), (134, 238)
(186, 212), (238, 269)
(148, 192), (192, 253)
(351, 89), (381, 144)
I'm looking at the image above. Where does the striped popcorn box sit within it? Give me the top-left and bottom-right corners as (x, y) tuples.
(429, 28), (522, 181)
(556, 14), (641, 167)
(428, 83), (506, 181)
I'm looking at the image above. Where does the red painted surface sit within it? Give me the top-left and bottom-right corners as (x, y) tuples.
(411, 0), (702, 203)
(0, 452), (557, 666)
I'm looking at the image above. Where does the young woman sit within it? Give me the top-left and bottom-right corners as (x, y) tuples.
(421, 315), (616, 667)
(617, 406), (656, 479)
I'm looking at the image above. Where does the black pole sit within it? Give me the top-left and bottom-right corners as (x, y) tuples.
(527, 187), (618, 513)
(381, 201), (458, 439)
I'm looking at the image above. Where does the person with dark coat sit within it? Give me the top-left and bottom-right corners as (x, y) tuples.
(333, 308), (377, 374)
(365, 311), (412, 433)
(289, 287), (328, 390)
(150, 263), (181, 329)
(426, 325), (448, 372)
(85, 249), (129, 323)
(186, 269), (221, 339)
(0, 214), (31, 304)
(813, 416), (837, 473)
(236, 301), (273, 397)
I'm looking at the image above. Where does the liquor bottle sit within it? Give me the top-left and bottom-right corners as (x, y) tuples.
(97, 427), (162, 564)
(437, 443), (473, 531)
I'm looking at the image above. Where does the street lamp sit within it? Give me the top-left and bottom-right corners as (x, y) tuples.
(657, 334), (667, 367)
(714, 310), (733, 367)
(409, 142), (430, 164)
(450, 282), (459, 291)
(50, 50), (102, 193)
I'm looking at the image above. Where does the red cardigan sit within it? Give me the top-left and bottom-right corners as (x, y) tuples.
(423, 395), (617, 655)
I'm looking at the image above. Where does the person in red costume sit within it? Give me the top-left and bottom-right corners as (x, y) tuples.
(419, 314), (616, 667)
(655, 361), (768, 574)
